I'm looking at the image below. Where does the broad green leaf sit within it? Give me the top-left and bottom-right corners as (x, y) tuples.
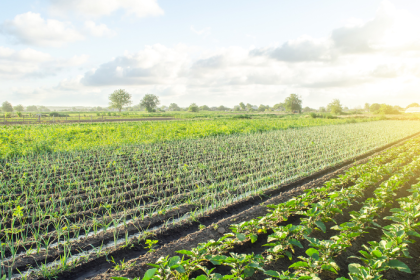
(250, 234), (258, 243)
(289, 261), (309, 269)
(284, 251), (293, 261)
(142, 268), (158, 280)
(176, 250), (194, 256)
(175, 265), (185, 273)
(306, 248), (320, 258)
(387, 259), (411, 273)
(315, 220), (326, 233)
(236, 233), (246, 241)
(372, 250), (382, 258)
(243, 267), (255, 277)
(348, 263), (361, 273)
(289, 239), (303, 248)
(168, 256), (180, 267)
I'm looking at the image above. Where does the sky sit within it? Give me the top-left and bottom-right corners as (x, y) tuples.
(0, 0), (420, 109)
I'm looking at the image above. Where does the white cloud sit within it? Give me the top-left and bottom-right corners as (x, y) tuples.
(84, 21), (116, 37)
(251, 36), (334, 62)
(0, 47), (52, 78)
(4, 0), (420, 108)
(81, 44), (190, 86)
(0, 46), (88, 79)
(0, 12), (84, 47)
(49, 0), (164, 18)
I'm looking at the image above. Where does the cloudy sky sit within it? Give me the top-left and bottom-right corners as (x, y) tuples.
(1, 0), (420, 108)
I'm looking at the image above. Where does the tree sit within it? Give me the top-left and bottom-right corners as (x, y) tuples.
(378, 104), (399, 114)
(406, 103), (420, 109)
(303, 106), (314, 112)
(246, 103), (254, 111)
(327, 99), (343, 115)
(109, 89), (132, 112)
(2, 101), (13, 112)
(140, 94), (160, 112)
(199, 105), (210, 111)
(169, 103), (181, 111)
(26, 105), (38, 112)
(273, 103), (285, 111)
(218, 105), (229, 111)
(319, 107), (326, 112)
(188, 103), (199, 112)
(39, 106), (50, 112)
(258, 104), (269, 112)
(14, 104), (24, 112)
(284, 94), (302, 113)
(370, 103), (381, 113)
(364, 103), (370, 112)
(239, 102), (246, 111)
(233, 105), (240, 111)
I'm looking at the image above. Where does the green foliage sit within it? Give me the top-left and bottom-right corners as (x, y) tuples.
(284, 94), (302, 113)
(0, 118), (378, 158)
(258, 104), (269, 112)
(327, 99), (343, 115)
(26, 105), (38, 112)
(145, 239), (159, 253)
(140, 94), (160, 112)
(188, 103), (199, 112)
(109, 89), (132, 112)
(377, 104), (399, 114)
(199, 105), (210, 111)
(2, 101), (13, 112)
(169, 103), (181, 111)
(13, 104), (24, 112)
(370, 103), (381, 112)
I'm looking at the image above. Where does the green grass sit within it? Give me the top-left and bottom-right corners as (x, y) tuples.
(0, 117), (377, 159)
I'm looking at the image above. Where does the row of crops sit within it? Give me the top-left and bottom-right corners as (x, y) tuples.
(0, 117), (371, 158)
(1, 121), (420, 279)
(112, 132), (420, 280)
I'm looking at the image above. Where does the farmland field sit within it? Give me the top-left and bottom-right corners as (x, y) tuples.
(110, 134), (420, 280)
(1, 120), (420, 279)
(0, 117), (373, 158)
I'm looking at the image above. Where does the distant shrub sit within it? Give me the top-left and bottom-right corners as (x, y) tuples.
(49, 112), (69, 117)
(232, 114), (251, 119)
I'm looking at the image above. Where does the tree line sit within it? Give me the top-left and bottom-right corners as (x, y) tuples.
(2, 89), (419, 114)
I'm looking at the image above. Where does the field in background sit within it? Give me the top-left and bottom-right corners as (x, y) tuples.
(0, 116), (378, 159)
(3, 110), (420, 125)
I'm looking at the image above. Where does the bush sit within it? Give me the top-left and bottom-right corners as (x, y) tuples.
(49, 112), (69, 117)
(232, 114), (251, 119)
